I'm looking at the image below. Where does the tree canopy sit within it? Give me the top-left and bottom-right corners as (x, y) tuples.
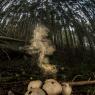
(0, 0), (95, 63)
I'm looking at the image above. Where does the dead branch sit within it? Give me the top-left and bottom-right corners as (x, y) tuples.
(62, 80), (95, 86)
(0, 36), (26, 42)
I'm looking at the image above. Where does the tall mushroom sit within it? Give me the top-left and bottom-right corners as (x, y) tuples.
(43, 79), (62, 95)
(62, 83), (72, 95)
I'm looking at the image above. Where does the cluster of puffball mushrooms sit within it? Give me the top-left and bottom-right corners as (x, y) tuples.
(25, 79), (72, 95)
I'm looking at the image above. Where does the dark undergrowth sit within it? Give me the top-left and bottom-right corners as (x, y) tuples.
(0, 49), (95, 95)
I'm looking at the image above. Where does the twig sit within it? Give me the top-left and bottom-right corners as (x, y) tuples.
(1, 48), (11, 60)
(0, 36), (26, 42)
(63, 80), (95, 86)
(72, 75), (83, 82)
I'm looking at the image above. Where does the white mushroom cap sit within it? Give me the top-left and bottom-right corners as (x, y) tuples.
(62, 83), (72, 95)
(28, 80), (42, 90)
(25, 88), (46, 95)
(43, 79), (62, 95)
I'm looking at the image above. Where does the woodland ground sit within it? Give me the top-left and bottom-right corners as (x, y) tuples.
(0, 51), (95, 95)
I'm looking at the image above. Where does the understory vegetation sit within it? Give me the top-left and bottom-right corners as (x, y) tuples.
(0, 0), (95, 94)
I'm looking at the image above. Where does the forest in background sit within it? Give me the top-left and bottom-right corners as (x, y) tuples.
(0, 0), (95, 94)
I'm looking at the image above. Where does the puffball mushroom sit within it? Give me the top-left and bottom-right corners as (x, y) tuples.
(25, 88), (46, 95)
(62, 83), (72, 95)
(28, 80), (42, 91)
(43, 79), (62, 95)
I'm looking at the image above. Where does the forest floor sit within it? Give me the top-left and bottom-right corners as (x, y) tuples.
(0, 53), (95, 95)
